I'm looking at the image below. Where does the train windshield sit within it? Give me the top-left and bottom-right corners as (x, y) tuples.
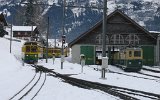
(134, 51), (141, 57)
(26, 46), (30, 52)
(31, 46), (37, 52)
(129, 51), (132, 57)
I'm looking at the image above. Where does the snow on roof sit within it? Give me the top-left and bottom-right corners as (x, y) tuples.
(48, 39), (68, 48)
(149, 31), (160, 34)
(12, 26), (37, 32)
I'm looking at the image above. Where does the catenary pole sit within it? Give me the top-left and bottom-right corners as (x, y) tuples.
(102, 0), (107, 78)
(10, 17), (13, 53)
(102, 0), (107, 57)
(46, 17), (49, 63)
(61, 0), (66, 69)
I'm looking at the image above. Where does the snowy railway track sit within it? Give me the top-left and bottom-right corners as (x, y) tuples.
(50, 72), (160, 100)
(109, 70), (160, 82)
(9, 71), (46, 100)
(33, 65), (160, 100)
(59, 75), (139, 100)
(9, 73), (37, 100)
(87, 65), (160, 81)
(137, 72), (160, 79)
(142, 67), (160, 73)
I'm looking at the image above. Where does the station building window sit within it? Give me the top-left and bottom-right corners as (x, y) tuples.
(110, 34), (124, 44)
(125, 34), (140, 45)
(96, 34), (109, 44)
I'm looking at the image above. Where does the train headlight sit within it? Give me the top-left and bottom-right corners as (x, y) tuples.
(139, 62), (141, 64)
(129, 62), (131, 64)
(26, 55), (28, 56)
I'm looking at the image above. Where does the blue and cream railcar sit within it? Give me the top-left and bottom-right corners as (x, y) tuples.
(113, 47), (143, 71)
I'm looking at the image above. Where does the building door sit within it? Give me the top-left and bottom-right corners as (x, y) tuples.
(142, 46), (154, 66)
(80, 46), (94, 65)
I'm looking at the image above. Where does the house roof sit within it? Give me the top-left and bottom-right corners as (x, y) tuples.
(69, 9), (156, 47)
(149, 31), (160, 34)
(12, 26), (37, 32)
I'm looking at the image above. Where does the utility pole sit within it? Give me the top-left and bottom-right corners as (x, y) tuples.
(10, 17), (13, 53)
(46, 17), (49, 63)
(31, 25), (33, 41)
(55, 35), (56, 48)
(101, 0), (107, 79)
(61, 0), (66, 69)
(102, 0), (107, 57)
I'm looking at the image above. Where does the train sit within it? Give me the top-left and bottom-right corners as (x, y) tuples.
(22, 41), (69, 64)
(22, 41), (39, 64)
(112, 47), (143, 71)
(43, 47), (69, 58)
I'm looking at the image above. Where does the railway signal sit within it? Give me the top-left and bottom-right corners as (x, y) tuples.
(62, 35), (66, 44)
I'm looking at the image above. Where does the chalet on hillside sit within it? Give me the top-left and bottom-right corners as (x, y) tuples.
(12, 26), (39, 41)
(69, 9), (159, 66)
(0, 13), (8, 37)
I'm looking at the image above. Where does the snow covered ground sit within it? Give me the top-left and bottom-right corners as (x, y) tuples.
(0, 36), (160, 100)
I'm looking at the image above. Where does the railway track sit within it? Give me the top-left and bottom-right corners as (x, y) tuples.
(9, 69), (46, 100)
(87, 65), (160, 81)
(142, 67), (160, 73)
(109, 70), (160, 81)
(33, 65), (160, 100)
(137, 72), (160, 79)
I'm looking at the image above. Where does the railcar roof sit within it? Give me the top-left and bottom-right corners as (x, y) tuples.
(24, 41), (38, 45)
(126, 47), (142, 50)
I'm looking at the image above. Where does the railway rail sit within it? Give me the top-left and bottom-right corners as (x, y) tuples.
(142, 67), (160, 73)
(9, 68), (46, 100)
(87, 65), (160, 81)
(59, 74), (160, 100)
(109, 70), (159, 82)
(32, 65), (160, 100)
(137, 72), (160, 79)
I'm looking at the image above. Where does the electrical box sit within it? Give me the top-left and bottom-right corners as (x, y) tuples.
(102, 57), (108, 68)
(80, 54), (85, 66)
(61, 55), (65, 62)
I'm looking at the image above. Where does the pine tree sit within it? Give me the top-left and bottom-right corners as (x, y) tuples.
(23, 0), (34, 25)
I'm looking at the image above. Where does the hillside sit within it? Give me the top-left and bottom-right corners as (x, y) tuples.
(0, 0), (160, 42)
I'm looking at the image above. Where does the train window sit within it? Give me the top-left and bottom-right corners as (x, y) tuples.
(49, 50), (52, 53)
(129, 51), (132, 57)
(134, 51), (141, 57)
(26, 46), (30, 52)
(57, 50), (61, 53)
(54, 50), (57, 53)
(31, 46), (37, 52)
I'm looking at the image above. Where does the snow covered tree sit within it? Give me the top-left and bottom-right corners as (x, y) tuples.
(23, 0), (34, 25)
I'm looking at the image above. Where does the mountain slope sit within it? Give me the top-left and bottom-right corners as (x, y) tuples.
(0, 0), (160, 42)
